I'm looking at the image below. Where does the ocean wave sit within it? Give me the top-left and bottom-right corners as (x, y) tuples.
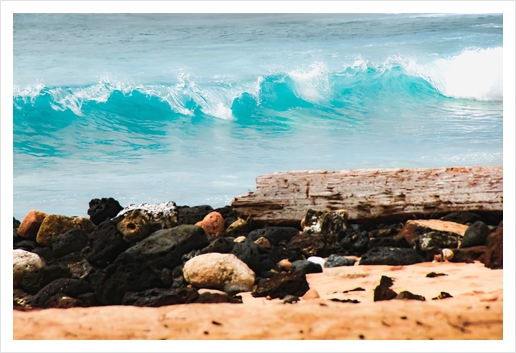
(13, 49), (503, 121)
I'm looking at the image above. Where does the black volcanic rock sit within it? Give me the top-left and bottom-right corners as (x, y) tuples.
(247, 226), (299, 246)
(252, 271), (310, 299)
(52, 228), (89, 259)
(121, 287), (199, 307)
(460, 221), (490, 248)
(87, 197), (123, 226)
(359, 247), (424, 266)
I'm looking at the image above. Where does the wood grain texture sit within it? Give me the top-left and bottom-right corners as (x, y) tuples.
(231, 166), (503, 225)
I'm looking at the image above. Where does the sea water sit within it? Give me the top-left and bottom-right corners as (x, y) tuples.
(13, 13), (503, 220)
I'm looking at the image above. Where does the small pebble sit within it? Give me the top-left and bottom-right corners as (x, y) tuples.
(283, 295), (300, 304)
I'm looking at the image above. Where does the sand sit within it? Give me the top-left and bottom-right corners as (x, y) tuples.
(12, 260), (503, 343)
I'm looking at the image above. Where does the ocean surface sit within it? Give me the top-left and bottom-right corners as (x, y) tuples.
(13, 13), (503, 220)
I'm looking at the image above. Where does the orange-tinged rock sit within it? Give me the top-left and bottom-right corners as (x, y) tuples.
(395, 219), (468, 244)
(195, 211), (225, 237)
(17, 210), (48, 239)
(302, 288), (320, 300)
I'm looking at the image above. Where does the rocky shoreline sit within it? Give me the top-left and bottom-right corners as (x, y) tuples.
(13, 194), (503, 312)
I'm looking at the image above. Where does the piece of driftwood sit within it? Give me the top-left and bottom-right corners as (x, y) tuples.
(231, 166), (503, 225)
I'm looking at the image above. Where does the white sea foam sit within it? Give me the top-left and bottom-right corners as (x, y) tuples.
(288, 62), (330, 103)
(404, 47), (503, 101)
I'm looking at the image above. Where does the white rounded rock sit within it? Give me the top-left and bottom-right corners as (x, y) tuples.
(13, 249), (43, 288)
(307, 256), (326, 267)
(183, 252), (255, 290)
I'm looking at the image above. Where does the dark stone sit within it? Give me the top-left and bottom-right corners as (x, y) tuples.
(87, 197), (123, 226)
(91, 262), (168, 305)
(247, 226), (299, 246)
(263, 246), (304, 264)
(181, 249), (201, 264)
(84, 219), (130, 268)
(432, 292), (453, 300)
(116, 225), (210, 270)
(19, 265), (72, 294)
(259, 255), (278, 273)
(283, 295), (300, 304)
(426, 272), (447, 278)
(452, 246), (487, 264)
(30, 278), (90, 308)
(200, 237), (235, 254)
(286, 233), (326, 258)
(121, 287), (199, 307)
(441, 212), (483, 225)
(251, 272), (310, 299)
(230, 239), (261, 274)
(359, 247), (425, 266)
(195, 291), (242, 304)
(290, 260), (323, 275)
(13, 288), (33, 308)
(368, 236), (410, 249)
(177, 205), (213, 225)
(213, 205), (237, 229)
(396, 291), (426, 301)
(14, 217), (21, 230)
(30, 247), (53, 264)
(324, 254), (356, 268)
(482, 225), (503, 269)
(43, 293), (85, 308)
(52, 228), (89, 258)
(414, 230), (459, 253)
(368, 223), (403, 238)
(13, 239), (38, 251)
(48, 252), (94, 279)
(373, 275), (397, 302)
(223, 283), (253, 296)
(77, 292), (100, 307)
(336, 229), (370, 256)
(330, 298), (360, 304)
(460, 221), (490, 248)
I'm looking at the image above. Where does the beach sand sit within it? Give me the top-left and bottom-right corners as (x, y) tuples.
(13, 260), (502, 340)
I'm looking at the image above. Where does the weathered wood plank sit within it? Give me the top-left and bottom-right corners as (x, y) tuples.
(231, 166), (503, 225)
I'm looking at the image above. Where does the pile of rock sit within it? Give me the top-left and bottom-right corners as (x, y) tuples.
(13, 197), (503, 310)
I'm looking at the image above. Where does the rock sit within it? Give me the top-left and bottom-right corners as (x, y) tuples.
(17, 210), (48, 239)
(195, 211), (225, 237)
(307, 256), (325, 267)
(13, 217), (21, 230)
(482, 225), (503, 269)
(320, 210), (349, 246)
(396, 291), (426, 301)
(30, 247), (53, 264)
(286, 233), (326, 258)
(195, 289), (242, 304)
(230, 239), (261, 274)
(121, 287), (198, 307)
(234, 236), (247, 243)
(13, 249), (43, 288)
(336, 228), (370, 256)
(300, 209), (325, 233)
(13, 239), (38, 252)
(441, 212), (483, 225)
(460, 221), (490, 248)
(359, 247), (425, 266)
(19, 264), (71, 294)
(452, 246), (487, 264)
(36, 215), (95, 247)
(30, 278), (91, 308)
(278, 259), (292, 271)
(87, 197), (123, 226)
(302, 288), (320, 300)
(259, 255), (278, 274)
(283, 295), (300, 304)
(117, 209), (153, 243)
(51, 228), (89, 258)
(183, 253), (256, 290)
(214, 205), (238, 228)
(43, 294), (85, 309)
(442, 248), (454, 261)
(84, 219), (129, 268)
(324, 254), (356, 268)
(373, 275), (397, 302)
(223, 283), (253, 296)
(181, 249), (201, 264)
(368, 236), (410, 250)
(254, 237), (272, 250)
(395, 219), (467, 248)
(224, 217), (249, 237)
(247, 226), (299, 246)
(251, 272), (310, 299)
(290, 260), (323, 275)
(13, 288), (33, 309)
(177, 205), (213, 225)
(116, 201), (178, 229)
(117, 225), (210, 270)
(200, 237), (235, 254)
(90, 262), (169, 305)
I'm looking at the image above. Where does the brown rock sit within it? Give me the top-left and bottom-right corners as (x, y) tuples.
(117, 209), (152, 243)
(17, 210), (48, 239)
(254, 236), (272, 250)
(278, 259), (292, 272)
(482, 226), (503, 269)
(196, 211), (225, 237)
(36, 215), (95, 247)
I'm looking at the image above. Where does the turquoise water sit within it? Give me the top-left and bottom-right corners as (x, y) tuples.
(13, 13), (503, 220)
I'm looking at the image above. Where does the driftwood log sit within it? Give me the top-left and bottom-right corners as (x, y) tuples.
(231, 166), (503, 226)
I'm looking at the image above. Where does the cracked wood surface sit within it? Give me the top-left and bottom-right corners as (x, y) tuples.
(231, 166), (503, 225)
